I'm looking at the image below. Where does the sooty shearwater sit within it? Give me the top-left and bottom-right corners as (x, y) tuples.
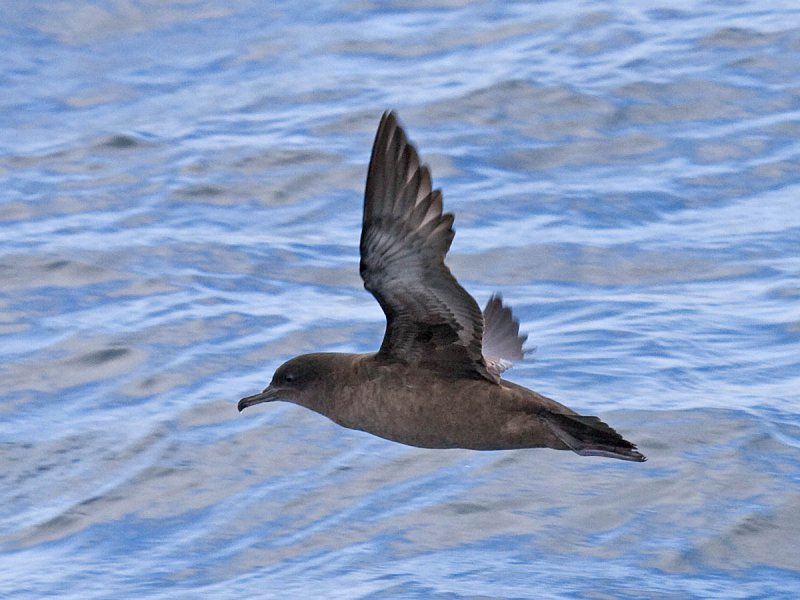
(238, 111), (645, 462)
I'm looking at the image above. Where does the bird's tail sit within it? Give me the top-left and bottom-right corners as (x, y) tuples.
(547, 413), (646, 462)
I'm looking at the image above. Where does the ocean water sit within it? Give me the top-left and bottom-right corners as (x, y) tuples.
(2, 1), (800, 598)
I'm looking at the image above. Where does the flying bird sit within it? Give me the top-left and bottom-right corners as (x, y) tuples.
(239, 111), (645, 462)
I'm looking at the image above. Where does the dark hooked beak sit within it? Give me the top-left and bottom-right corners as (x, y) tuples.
(238, 386), (281, 412)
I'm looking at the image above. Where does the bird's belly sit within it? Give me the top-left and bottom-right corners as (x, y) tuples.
(331, 386), (558, 451)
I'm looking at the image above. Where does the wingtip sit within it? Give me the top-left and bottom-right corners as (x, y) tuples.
(380, 109), (399, 129)
(482, 293), (528, 368)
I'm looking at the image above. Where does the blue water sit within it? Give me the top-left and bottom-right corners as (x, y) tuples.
(2, 1), (800, 598)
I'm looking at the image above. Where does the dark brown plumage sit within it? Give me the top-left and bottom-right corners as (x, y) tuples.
(238, 111), (645, 462)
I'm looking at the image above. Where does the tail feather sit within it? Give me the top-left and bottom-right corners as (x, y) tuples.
(547, 413), (646, 462)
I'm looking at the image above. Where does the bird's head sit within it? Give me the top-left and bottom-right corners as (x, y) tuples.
(237, 353), (336, 414)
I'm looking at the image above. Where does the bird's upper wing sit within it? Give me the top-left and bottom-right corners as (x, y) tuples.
(481, 294), (529, 377)
(360, 111), (495, 382)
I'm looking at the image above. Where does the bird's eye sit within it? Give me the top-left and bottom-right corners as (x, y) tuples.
(284, 373), (295, 383)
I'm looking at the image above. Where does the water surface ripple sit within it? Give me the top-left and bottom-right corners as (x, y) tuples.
(2, 2), (799, 598)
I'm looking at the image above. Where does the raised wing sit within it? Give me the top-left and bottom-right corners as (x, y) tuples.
(482, 294), (529, 377)
(360, 111), (495, 382)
